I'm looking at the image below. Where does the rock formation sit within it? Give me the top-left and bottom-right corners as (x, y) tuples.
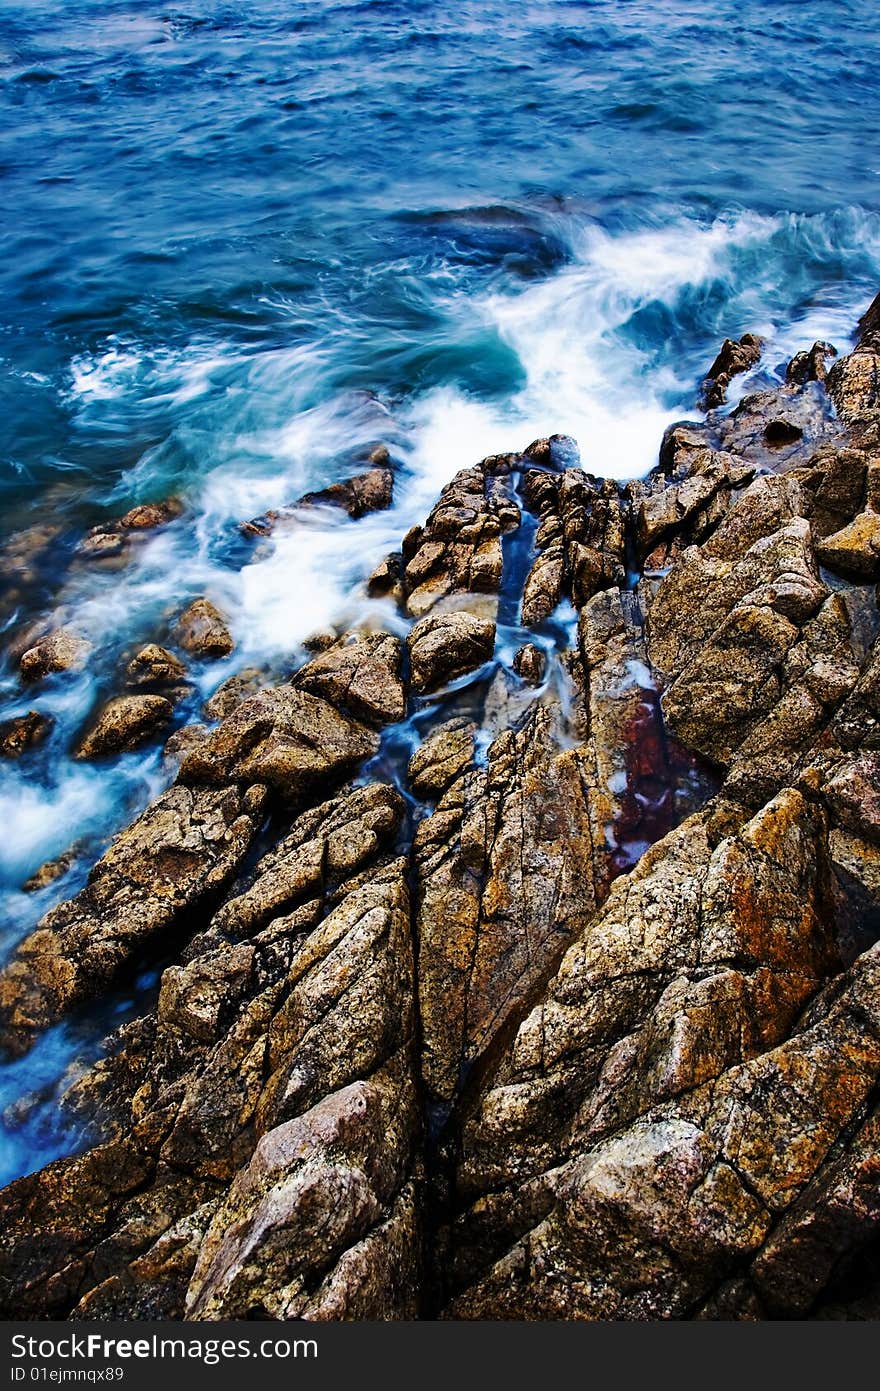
(1, 296), (879, 1321)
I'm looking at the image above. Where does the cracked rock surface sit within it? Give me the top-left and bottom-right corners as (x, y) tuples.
(1, 300), (880, 1320)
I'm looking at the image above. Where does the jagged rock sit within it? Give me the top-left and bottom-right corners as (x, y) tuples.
(22, 847), (81, 893)
(76, 500), (183, 564)
(786, 340), (837, 385)
(3, 309), (880, 1325)
(202, 669), (264, 721)
(75, 695), (173, 759)
(701, 332), (763, 408)
(366, 552), (404, 605)
(407, 612), (495, 694)
(178, 686), (378, 802)
(163, 724), (210, 767)
(293, 632), (405, 726)
(816, 510), (880, 579)
(512, 643), (546, 686)
(173, 599), (234, 660)
(242, 468), (394, 536)
(522, 435), (580, 469)
(408, 719), (476, 800)
(0, 710), (53, 757)
(521, 470), (626, 621)
(414, 704), (600, 1105)
(298, 466), (393, 519)
(19, 628), (91, 682)
(0, 783), (268, 1056)
(445, 788), (850, 1317)
(125, 644), (188, 692)
(0, 785), (418, 1320)
(212, 783), (404, 940)
(402, 464), (518, 616)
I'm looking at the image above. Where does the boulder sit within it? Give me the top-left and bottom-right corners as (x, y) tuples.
(0, 710), (53, 758)
(177, 686), (378, 803)
(124, 644), (188, 692)
(701, 332), (763, 408)
(407, 612), (495, 694)
(19, 628), (91, 682)
(173, 599), (234, 660)
(75, 695), (173, 759)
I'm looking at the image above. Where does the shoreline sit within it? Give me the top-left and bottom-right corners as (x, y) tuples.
(0, 288), (878, 1317)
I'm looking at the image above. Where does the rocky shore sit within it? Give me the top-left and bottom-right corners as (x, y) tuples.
(1, 291), (879, 1320)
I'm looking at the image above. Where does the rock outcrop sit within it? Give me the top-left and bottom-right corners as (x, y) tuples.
(1, 302), (880, 1323)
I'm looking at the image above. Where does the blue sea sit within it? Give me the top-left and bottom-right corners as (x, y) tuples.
(1, 0), (880, 1182)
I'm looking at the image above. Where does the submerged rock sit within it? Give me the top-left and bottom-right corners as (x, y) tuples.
(0, 710), (53, 758)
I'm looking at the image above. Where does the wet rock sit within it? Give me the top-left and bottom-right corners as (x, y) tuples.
(242, 469), (394, 536)
(701, 332), (763, 408)
(212, 783), (405, 941)
(786, 340), (837, 385)
(827, 301), (880, 425)
(407, 612), (495, 695)
(522, 435), (580, 469)
(77, 499), (183, 563)
(173, 599), (234, 660)
(298, 466), (394, 519)
(0, 783), (418, 1320)
(125, 644), (188, 692)
(446, 788), (848, 1317)
(408, 719), (476, 800)
(521, 470), (627, 620)
(163, 724), (210, 768)
(415, 703), (603, 1106)
(75, 695), (173, 760)
(178, 686), (378, 803)
(816, 510), (880, 580)
(366, 552), (404, 606)
(19, 628), (92, 682)
(22, 847), (81, 894)
(202, 669), (264, 721)
(402, 464), (518, 617)
(512, 643), (546, 686)
(293, 632), (405, 727)
(0, 710), (53, 758)
(0, 783), (268, 1056)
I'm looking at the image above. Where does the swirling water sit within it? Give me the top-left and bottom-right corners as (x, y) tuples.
(1, 0), (880, 1182)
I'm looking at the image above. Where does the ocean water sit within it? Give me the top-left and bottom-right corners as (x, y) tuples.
(1, 0), (880, 1183)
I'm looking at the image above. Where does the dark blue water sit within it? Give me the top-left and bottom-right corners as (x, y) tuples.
(1, 0), (879, 1184)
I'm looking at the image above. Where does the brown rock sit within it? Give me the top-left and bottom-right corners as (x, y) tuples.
(816, 510), (880, 579)
(0, 710), (53, 758)
(408, 719), (476, 800)
(173, 599), (234, 660)
(19, 629), (91, 682)
(177, 685), (378, 803)
(512, 643), (546, 686)
(407, 612), (495, 695)
(75, 695), (173, 760)
(701, 333), (763, 408)
(202, 669), (264, 721)
(124, 644), (188, 692)
(0, 783), (267, 1055)
(298, 466), (394, 519)
(786, 340), (837, 386)
(294, 632), (405, 727)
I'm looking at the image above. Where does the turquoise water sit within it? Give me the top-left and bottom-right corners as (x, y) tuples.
(1, 0), (880, 1182)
